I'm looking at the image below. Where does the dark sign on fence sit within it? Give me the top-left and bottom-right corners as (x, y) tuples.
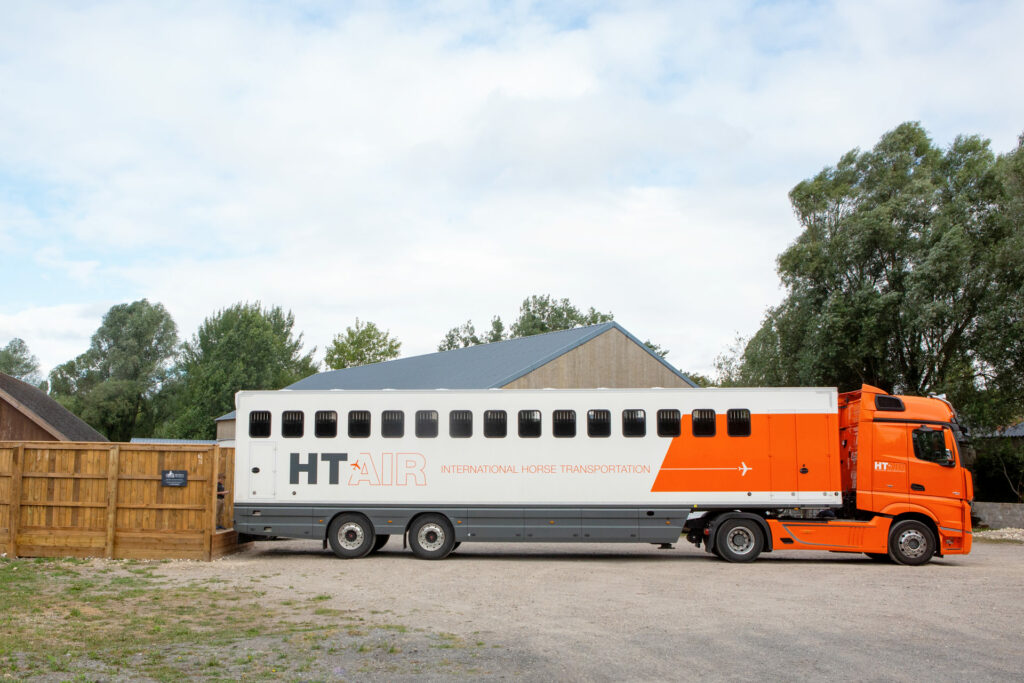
(161, 470), (188, 487)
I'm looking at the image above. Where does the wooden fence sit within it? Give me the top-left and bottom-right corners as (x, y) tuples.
(0, 442), (241, 561)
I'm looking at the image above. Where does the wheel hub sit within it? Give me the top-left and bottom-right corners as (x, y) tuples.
(897, 529), (927, 559)
(417, 523), (445, 551)
(338, 522), (365, 550)
(726, 528), (754, 555)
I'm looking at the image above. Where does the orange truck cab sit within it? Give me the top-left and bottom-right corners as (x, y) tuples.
(684, 385), (973, 564)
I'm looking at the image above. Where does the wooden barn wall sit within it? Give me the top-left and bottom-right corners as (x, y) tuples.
(502, 328), (692, 389)
(0, 443), (238, 560)
(0, 398), (57, 442)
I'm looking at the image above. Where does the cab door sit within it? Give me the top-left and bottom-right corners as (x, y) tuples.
(907, 426), (967, 532)
(870, 422), (910, 510)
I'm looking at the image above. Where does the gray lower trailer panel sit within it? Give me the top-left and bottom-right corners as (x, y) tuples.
(235, 504), (689, 544)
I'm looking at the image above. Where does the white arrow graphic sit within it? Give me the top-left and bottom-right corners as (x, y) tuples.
(661, 462), (752, 477)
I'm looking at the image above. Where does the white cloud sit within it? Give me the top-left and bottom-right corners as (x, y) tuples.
(0, 1), (1022, 378)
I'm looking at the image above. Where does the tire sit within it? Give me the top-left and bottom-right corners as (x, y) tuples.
(408, 514), (456, 560)
(715, 518), (764, 563)
(887, 520), (936, 566)
(865, 552), (892, 563)
(371, 534), (390, 553)
(327, 513), (375, 559)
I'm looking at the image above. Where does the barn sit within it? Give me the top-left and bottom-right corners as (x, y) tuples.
(216, 322), (696, 443)
(0, 372), (107, 442)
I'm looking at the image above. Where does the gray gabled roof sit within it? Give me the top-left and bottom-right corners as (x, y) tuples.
(217, 323), (695, 421)
(0, 372), (108, 442)
(290, 322), (695, 390)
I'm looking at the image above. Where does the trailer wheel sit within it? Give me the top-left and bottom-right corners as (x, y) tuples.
(887, 520), (935, 566)
(409, 514), (456, 560)
(327, 514), (375, 559)
(371, 534), (390, 553)
(715, 518), (763, 563)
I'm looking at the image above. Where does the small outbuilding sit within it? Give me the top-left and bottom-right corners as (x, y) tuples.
(0, 372), (106, 442)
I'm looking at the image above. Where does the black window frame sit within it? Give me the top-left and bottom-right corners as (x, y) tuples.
(692, 409), (716, 437)
(483, 410), (508, 438)
(449, 410), (473, 438)
(657, 409), (682, 438)
(552, 410), (576, 438)
(622, 409), (646, 438)
(587, 409), (611, 438)
(348, 410), (371, 438)
(518, 410), (542, 438)
(281, 411), (304, 438)
(727, 409), (751, 437)
(249, 410), (271, 438)
(314, 410), (337, 438)
(415, 410), (439, 438)
(381, 410), (405, 438)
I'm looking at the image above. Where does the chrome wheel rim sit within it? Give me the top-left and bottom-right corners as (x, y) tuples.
(897, 529), (928, 559)
(417, 523), (445, 552)
(726, 527), (755, 555)
(338, 522), (365, 551)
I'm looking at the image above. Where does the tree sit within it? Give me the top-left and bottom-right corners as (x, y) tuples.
(167, 302), (318, 439)
(723, 123), (1024, 430)
(0, 338), (42, 385)
(325, 319), (401, 369)
(438, 295), (613, 350)
(48, 300), (178, 441)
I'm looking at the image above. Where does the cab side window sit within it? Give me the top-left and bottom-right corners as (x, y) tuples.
(912, 427), (953, 466)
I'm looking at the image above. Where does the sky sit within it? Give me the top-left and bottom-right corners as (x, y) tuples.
(1, 0), (1022, 380)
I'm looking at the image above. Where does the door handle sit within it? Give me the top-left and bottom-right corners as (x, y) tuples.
(911, 483), (925, 491)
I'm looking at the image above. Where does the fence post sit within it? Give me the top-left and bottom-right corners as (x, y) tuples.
(8, 444), (23, 558)
(205, 446), (221, 561)
(105, 445), (120, 559)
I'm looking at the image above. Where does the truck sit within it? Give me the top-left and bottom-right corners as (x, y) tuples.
(233, 384), (973, 564)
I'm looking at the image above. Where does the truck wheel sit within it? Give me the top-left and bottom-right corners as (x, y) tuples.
(715, 518), (763, 563)
(327, 514), (375, 559)
(887, 520), (935, 566)
(409, 514), (456, 560)
(371, 534), (390, 553)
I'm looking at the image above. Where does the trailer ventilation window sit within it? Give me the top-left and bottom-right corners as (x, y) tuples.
(450, 410), (473, 438)
(657, 409), (682, 437)
(348, 410), (371, 438)
(382, 410), (405, 438)
(553, 410), (576, 438)
(875, 395), (905, 412)
(518, 410), (542, 438)
(415, 410), (438, 438)
(587, 409), (611, 437)
(249, 411), (271, 438)
(692, 409), (716, 437)
(727, 409), (751, 437)
(314, 411), (338, 438)
(483, 410), (507, 438)
(280, 411), (304, 438)
(622, 409), (646, 437)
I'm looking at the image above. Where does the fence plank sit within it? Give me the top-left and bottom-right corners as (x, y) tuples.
(9, 444), (23, 558)
(105, 445), (119, 558)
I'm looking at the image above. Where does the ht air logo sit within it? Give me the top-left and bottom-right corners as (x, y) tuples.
(289, 452), (427, 487)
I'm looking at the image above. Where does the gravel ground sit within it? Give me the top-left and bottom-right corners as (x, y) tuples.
(156, 536), (1024, 681)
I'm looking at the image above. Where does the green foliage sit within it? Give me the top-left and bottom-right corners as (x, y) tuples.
(438, 295), (613, 350)
(681, 371), (715, 388)
(723, 123), (1024, 430)
(166, 302), (317, 439)
(48, 300), (178, 441)
(324, 319), (401, 369)
(0, 338), (41, 385)
(971, 437), (1024, 503)
(642, 340), (669, 359)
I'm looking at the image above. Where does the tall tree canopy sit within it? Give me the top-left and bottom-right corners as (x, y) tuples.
(168, 302), (317, 439)
(325, 319), (401, 369)
(438, 295), (613, 351)
(0, 338), (42, 385)
(722, 123), (1024, 429)
(49, 300), (178, 441)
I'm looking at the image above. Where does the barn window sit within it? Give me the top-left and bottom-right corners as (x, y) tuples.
(622, 409), (646, 437)
(315, 411), (337, 438)
(348, 410), (371, 438)
(249, 411), (271, 438)
(692, 409), (716, 437)
(416, 410), (438, 438)
(727, 409), (751, 437)
(484, 410), (507, 438)
(552, 410), (576, 438)
(450, 410), (473, 438)
(382, 410), (405, 438)
(282, 411), (304, 438)
(518, 410), (542, 438)
(657, 409), (681, 437)
(587, 409), (611, 437)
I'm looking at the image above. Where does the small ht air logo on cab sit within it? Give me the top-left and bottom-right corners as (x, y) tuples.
(874, 461), (906, 473)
